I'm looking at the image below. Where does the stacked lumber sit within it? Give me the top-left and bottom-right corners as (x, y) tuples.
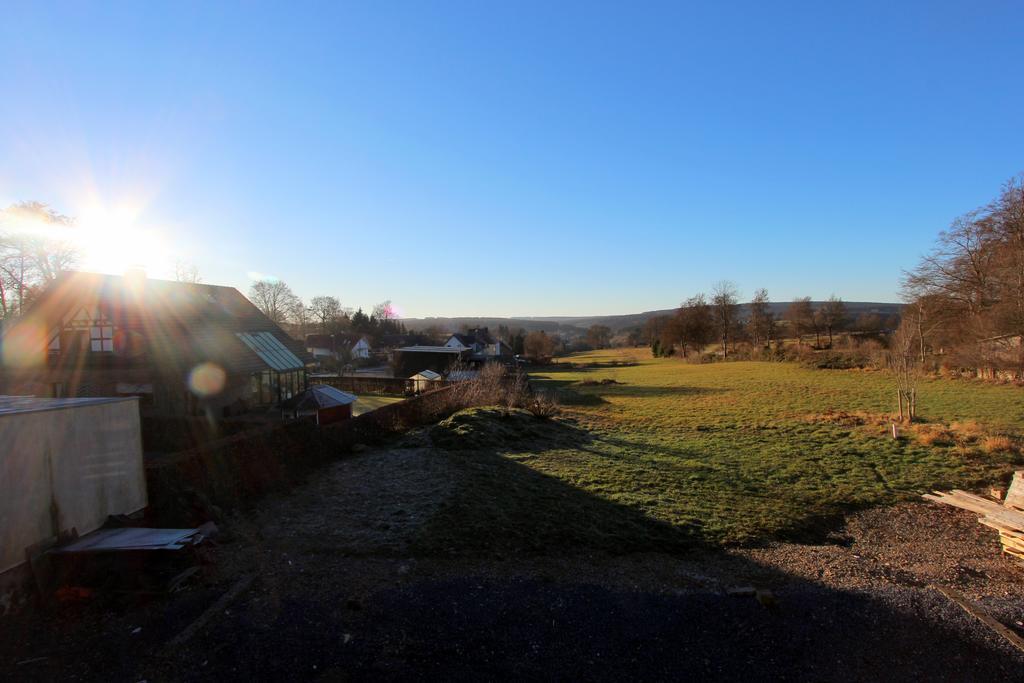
(924, 471), (1024, 565)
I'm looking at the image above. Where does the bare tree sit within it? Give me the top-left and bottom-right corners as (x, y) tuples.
(586, 324), (612, 349)
(248, 279), (301, 325)
(900, 294), (948, 364)
(524, 330), (555, 363)
(308, 295), (343, 331)
(174, 261), (202, 284)
(904, 210), (996, 317)
(818, 295), (847, 348)
(748, 288), (774, 348)
(711, 281), (740, 359)
(889, 319), (921, 422)
(0, 201), (80, 318)
(786, 297), (815, 347)
(372, 300), (396, 321)
(662, 294), (714, 358)
(903, 174), (1024, 377)
(642, 315), (669, 345)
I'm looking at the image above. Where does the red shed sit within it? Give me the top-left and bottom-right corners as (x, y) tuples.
(282, 384), (357, 425)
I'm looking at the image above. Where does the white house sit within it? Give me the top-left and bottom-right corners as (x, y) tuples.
(444, 333), (477, 351)
(444, 329), (514, 362)
(351, 336), (372, 359)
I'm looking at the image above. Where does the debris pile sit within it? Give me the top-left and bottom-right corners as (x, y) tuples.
(924, 471), (1024, 565)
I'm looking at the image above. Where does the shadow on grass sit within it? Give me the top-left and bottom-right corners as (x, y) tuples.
(554, 388), (609, 406)
(418, 411), (700, 556)
(421, 411), (937, 549)
(532, 376), (725, 404)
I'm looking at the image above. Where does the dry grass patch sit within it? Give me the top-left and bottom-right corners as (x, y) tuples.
(950, 420), (986, 440)
(981, 435), (1018, 455)
(912, 423), (956, 447)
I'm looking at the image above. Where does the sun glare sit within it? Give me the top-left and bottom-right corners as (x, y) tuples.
(76, 203), (170, 278)
(1, 198), (173, 279)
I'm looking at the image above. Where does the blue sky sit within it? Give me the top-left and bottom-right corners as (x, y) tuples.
(1, 2), (1022, 317)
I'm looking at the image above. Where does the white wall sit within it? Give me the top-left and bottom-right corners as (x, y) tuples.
(0, 399), (146, 574)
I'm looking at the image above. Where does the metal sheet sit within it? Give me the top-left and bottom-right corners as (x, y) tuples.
(51, 527), (199, 554)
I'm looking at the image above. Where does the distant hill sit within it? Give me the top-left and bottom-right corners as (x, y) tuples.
(402, 302), (903, 334)
(401, 316), (574, 334)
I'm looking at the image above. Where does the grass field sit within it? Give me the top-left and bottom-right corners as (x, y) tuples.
(417, 349), (1024, 552)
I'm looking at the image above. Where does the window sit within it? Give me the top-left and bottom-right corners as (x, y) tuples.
(90, 326), (114, 352)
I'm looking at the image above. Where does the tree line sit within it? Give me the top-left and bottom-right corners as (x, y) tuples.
(640, 284), (895, 359)
(248, 279), (407, 340)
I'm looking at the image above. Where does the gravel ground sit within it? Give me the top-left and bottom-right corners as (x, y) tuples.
(4, 445), (1024, 681)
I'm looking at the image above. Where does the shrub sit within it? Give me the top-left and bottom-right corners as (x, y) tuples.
(527, 392), (560, 419)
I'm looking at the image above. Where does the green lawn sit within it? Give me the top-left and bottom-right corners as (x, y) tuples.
(478, 349), (1024, 546)
(353, 394), (405, 416)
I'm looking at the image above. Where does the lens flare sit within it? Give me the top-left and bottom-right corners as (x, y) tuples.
(0, 323), (46, 367)
(188, 362), (226, 397)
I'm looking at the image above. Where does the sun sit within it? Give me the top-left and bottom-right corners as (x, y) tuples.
(74, 202), (171, 278)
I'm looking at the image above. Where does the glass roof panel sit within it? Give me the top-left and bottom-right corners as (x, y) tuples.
(236, 331), (304, 371)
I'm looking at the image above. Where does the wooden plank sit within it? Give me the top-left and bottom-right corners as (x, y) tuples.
(950, 490), (1010, 511)
(999, 536), (1024, 553)
(925, 492), (1024, 531)
(1006, 471), (1024, 512)
(978, 518), (1024, 537)
(999, 530), (1024, 543)
(925, 491), (1018, 519)
(934, 586), (1024, 655)
(1002, 546), (1024, 560)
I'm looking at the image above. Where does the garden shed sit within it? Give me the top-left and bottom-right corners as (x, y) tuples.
(410, 369), (443, 393)
(281, 384), (357, 425)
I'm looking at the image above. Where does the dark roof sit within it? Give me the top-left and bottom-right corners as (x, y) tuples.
(396, 345), (466, 353)
(4, 271), (311, 374)
(305, 333), (368, 349)
(306, 334), (335, 348)
(281, 384), (357, 411)
(450, 328), (494, 347)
